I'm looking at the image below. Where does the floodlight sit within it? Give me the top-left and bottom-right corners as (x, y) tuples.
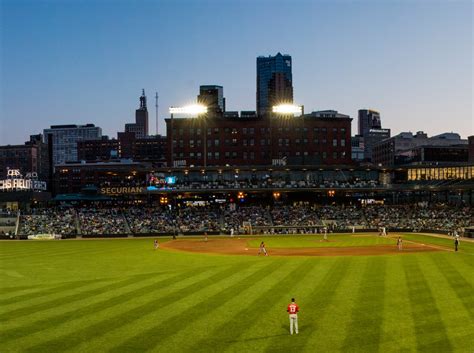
(169, 104), (208, 115)
(272, 104), (303, 115)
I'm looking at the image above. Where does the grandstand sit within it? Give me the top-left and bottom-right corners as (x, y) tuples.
(13, 203), (473, 238)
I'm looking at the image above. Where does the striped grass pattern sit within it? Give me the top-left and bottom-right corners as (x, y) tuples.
(0, 235), (473, 353)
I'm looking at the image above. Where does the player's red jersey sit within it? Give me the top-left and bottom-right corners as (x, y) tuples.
(287, 303), (299, 314)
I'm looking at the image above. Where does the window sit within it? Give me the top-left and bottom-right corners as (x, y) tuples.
(197, 129), (201, 135)
(224, 128), (230, 133)
(190, 152), (195, 158)
(197, 139), (202, 147)
(207, 140), (212, 147)
(322, 128), (327, 133)
(322, 152), (327, 159)
(179, 129), (184, 136)
(232, 128), (238, 134)
(179, 140), (184, 148)
(341, 128), (346, 135)
(243, 128), (247, 134)
(250, 152), (255, 159)
(341, 139), (345, 147)
(333, 152), (337, 159)
(322, 139), (327, 144)
(313, 139), (319, 144)
(189, 128), (194, 135)
(207, 128), (211, 135)
(250, 139), (254, 146)
(285, 139), (290, 146)
(232, 151), (237, 158)
(214, 139), (219, 147)
(303, 139), (308, 144)
(197, 152), (201, 158)
(295, 139), (300, 145)
(260, 139), (266, 146)
(249, 128), (255, 134)
(333, 139), (337, 147)
(215, 152), (219, 159)
(208, 152), (213, 160)
(243, 152), (248, 159)
(278, 139), (283, 146)
(225, 152), (230, 158)
(232, 138), (237, 146)
(333, 128), (337, 133)
(314, 128), (319, 133)
(189, 140), (195, 148)
(214, 128), (219, 134)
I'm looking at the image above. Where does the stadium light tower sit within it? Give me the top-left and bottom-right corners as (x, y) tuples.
(169, 104), (208, 167)
(272, 104), (305, 165)
(272, 104), (304, 116)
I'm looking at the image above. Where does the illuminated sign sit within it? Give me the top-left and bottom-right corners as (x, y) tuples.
(100, 187), (145, 194)
(0, 169), (47, 192)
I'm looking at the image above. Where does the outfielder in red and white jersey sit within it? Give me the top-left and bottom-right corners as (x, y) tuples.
(287, 298), (299, 335)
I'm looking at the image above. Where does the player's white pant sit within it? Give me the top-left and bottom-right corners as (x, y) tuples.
(289, 314), (298, 334)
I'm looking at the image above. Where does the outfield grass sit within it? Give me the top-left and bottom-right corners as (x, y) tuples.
(0, 234), (473, 353)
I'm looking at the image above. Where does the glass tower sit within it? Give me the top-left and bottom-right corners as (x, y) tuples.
(256, 53), (293, 116)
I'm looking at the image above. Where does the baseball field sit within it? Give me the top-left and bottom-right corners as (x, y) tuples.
(1, 233), (473, 353)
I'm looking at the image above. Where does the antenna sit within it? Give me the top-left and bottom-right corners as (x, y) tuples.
(155, 92), (159, 135)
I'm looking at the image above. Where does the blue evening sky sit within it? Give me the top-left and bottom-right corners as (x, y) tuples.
(1, 0), (472, 144)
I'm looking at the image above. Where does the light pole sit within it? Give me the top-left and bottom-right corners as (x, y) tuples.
(169, 104), (208, 168)
(271, 104), (304, 165)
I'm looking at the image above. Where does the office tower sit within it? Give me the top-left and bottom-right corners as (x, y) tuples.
(43, 124), (102, 165)
(257, 53), (293, 116)
(198, 85), (225, 114)
(358, 109), (381, 136)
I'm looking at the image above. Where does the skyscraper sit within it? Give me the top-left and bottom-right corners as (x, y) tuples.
(358, 109), (381, 136)
(357, 109), (390, 161)
(197, 85), (225, 114)
(256, 53), (293, 116)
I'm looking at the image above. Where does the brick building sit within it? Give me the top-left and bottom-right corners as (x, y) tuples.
(0, 135), (49, 179)
(469, 136), (474, 163)
(77, 135), (166, 164)
(165, 110), (352, 167)
(372, 131), (468, 166)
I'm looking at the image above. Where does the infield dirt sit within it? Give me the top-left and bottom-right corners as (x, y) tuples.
(161, 238), (443, 256)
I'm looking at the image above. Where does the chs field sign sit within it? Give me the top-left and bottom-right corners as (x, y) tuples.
(0, 169), (47, 192)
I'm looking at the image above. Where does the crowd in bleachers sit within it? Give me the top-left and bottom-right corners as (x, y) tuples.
(125, 207), (175, 234)
(172, 178), (379, 190)
(16, 202), (473, 237)
(19, 208), (77, 236)
(77, 208), (128, 235)
(175, 206), (221, 233)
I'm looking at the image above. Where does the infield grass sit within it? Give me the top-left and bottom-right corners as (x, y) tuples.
(1, 233), (473, 353)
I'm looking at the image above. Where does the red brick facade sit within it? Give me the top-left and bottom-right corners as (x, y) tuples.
(165, 114), (352, 167)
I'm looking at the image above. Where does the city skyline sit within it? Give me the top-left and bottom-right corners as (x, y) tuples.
(1, 0), (472, 145)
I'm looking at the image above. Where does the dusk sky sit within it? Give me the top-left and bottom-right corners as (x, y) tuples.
(1, 0), (472, 145)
